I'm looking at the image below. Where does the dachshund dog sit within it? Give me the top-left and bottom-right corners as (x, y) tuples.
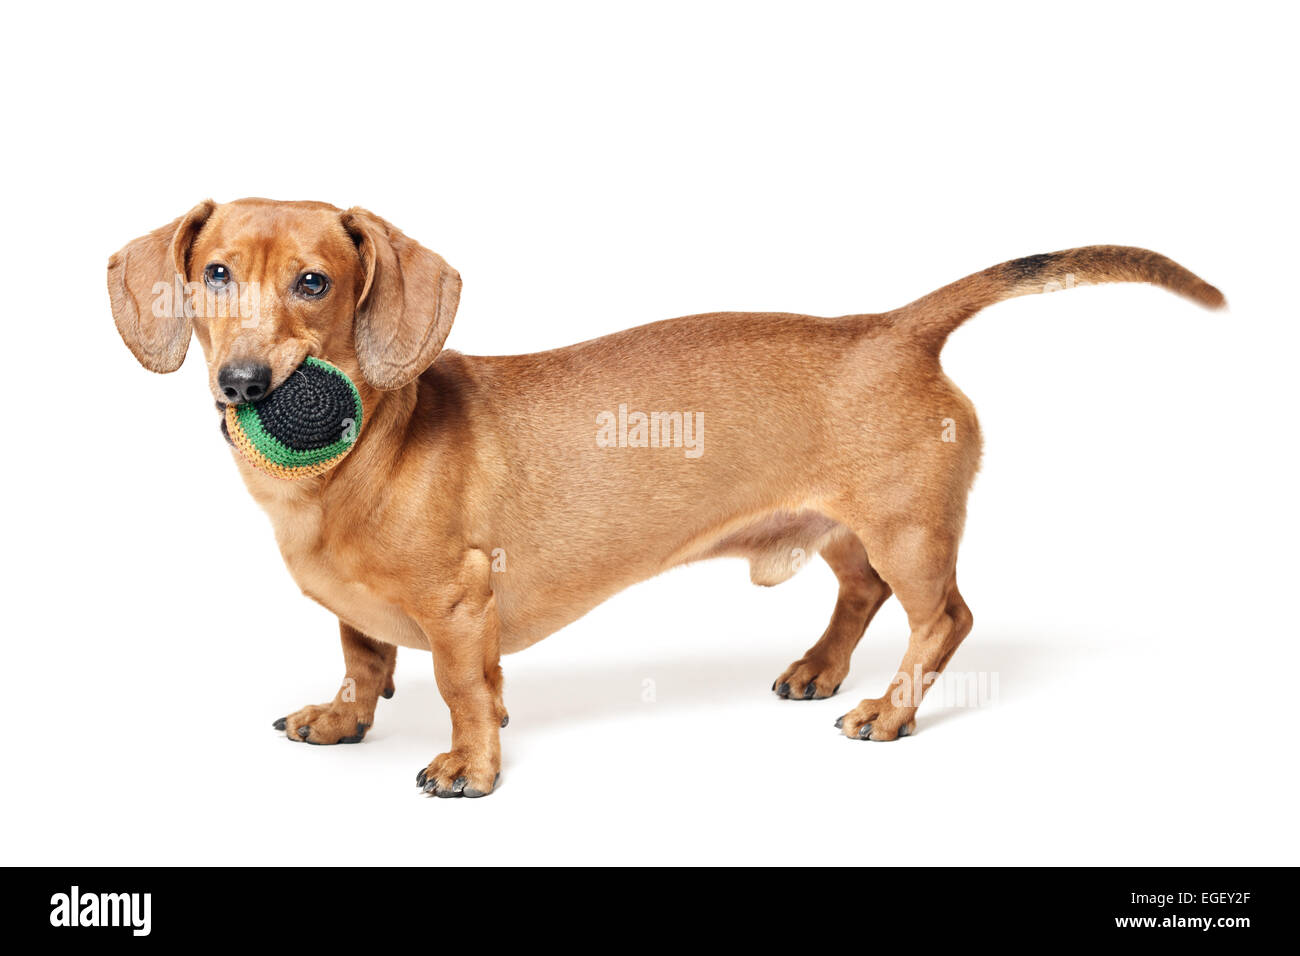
(108, 199), (1223, 796)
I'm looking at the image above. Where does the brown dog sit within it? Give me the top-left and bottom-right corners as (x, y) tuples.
(108, 198), (1224, 797)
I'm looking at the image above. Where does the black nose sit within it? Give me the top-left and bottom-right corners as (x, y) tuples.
(218, 361), (272, 404)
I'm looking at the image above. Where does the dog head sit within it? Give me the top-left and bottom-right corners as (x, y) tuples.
(107, 198), (461, 413)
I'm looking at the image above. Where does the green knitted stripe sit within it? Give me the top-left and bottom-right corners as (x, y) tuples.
(235, 413), (353, 467)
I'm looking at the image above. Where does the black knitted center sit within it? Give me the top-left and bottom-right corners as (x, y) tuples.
(253, 363), (356, 451)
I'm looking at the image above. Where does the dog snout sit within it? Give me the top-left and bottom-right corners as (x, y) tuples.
(218, 361), (272, 404)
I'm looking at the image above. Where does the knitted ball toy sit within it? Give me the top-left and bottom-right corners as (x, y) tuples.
(225, 357), (363, 480)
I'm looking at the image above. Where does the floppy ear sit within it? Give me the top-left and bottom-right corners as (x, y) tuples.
(107, 200), (216, 373)
(341, 207), (462, 390)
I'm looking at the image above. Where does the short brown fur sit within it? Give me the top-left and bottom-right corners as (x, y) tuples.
(108, 199), (1224, 796)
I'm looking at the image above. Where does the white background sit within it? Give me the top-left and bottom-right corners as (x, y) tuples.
(2, 2), (1296, 865)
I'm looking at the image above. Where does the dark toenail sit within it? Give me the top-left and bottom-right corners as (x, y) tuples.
(382, 687), (395, 699)
(422, 780), (438, 794)
(777, 682), (790, 697)
(858, 724), (873, 739)
(500, 715), (509, 728)
(834, 715), (844, 728)
(771, 680), (777, 691)
(416, 768), (428, 788)
(339, 724), (366, 744)
(296, 726), (310, 739)
(803, 682), (816, 699)
(833, 683), (842, 695)
(464, 773), (500, 799)
(451, 776), (468, 794)
(272, 717), (287, 731)
(899, 725), (910, 737)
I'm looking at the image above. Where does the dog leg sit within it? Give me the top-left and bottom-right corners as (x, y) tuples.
(773, 531), (891, 700)
(415, 565), (506, 798)
(276, 622), (397, 744)
(835, 525), (973, 741)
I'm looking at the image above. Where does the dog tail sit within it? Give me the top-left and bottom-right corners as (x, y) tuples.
(885, 246), (1225, 352)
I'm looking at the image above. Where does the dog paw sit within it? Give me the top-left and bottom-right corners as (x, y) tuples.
(772, 657), (846, 700)
(834, 697), (916, 741)
(275, 702), (371, 745)
(416, 751), (500, 798)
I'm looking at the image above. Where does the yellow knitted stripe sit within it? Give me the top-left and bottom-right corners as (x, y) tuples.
(226, 406), (347, 480)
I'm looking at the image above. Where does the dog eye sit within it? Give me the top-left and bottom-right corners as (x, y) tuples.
(295, 272), (330, 297)
(204, 263), (232, 289)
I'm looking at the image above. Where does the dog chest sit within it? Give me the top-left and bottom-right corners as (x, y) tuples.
(287, 552), (427, 650)
(249, 472), (428, 650)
